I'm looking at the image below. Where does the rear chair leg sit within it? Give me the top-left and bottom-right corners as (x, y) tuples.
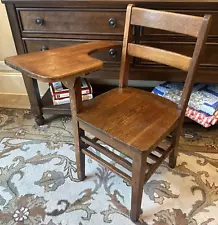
(74, 124), (86, 181)
(130, 153), (147, 222)
(169, 148), (178, 169)
(169, 129), (181, 168)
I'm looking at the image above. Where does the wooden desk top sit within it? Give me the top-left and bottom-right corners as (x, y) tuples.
(5, 41), (120, 83)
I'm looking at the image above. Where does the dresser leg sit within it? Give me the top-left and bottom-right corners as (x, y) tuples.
(22, 75), (45, 126)
(35, 115), (45, 126)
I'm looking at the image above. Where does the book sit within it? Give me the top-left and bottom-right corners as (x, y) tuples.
(52, 94), (93, 105)
(50, 78), (93, 100)
(50, 78), (93, 105)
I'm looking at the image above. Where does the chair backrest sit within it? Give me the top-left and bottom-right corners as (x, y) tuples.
(119, 4), (211, 116)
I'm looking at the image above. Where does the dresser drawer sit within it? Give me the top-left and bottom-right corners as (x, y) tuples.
(139, 41), (218, 66)
(24, 39), (122, 63)
(18, 9), (125, 35)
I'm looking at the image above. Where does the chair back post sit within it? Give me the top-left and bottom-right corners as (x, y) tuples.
(119, 5), (212, 121)
(119, 4), (134, 88)
(178, 15), (212, 116)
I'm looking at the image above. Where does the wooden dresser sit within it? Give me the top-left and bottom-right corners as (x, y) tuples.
(2, 0), (218, 125)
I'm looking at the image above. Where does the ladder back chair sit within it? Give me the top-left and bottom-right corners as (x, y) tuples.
(5, 4), (211, 222)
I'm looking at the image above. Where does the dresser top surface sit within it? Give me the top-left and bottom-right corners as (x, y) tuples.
(2, 0), (218, 4)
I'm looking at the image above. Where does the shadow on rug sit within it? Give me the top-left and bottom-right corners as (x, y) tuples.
(0, 108), (218, 225)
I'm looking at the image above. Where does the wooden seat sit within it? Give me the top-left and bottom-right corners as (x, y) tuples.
(4, 4), (211, 222)
(78, 87), (179, 151)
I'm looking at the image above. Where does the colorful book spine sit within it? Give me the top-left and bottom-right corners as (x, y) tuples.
(50, 78), (93, 105)
(52, 94), (93, 105)
(50, 78), (92, 100)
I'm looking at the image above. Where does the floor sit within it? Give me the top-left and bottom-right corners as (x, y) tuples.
(0, 108), (217, 225)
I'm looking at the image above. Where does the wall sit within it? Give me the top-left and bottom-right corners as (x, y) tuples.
(0, 3), (16, 60)
(0, 2), (47, 108)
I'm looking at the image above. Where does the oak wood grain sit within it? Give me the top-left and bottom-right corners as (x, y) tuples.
(3, 4), (212, 222)
(128, 43), (192, 71)
(81, 136), (132, 171)
(62, 77), (86, 180)
(78, 87), (179, 151)
(19, 9), (125, 35)
(130, 152), (147, 221)
(169, 14), (212, 168)
(119, 4), (133, 87)
(131, 7), (203, 37)
(138, 41), (218, 66)
(4, 0), (218, 125)
(5, 41), (121, 82)
(81, 147), (132, 183)
(75, 6), (210, 221)
(24, 39), (123, 63)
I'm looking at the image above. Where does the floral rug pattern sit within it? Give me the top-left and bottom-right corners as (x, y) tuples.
(0, 108), (218, 225)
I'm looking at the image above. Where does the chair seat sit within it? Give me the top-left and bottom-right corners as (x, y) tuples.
(78, 87), (180, 151)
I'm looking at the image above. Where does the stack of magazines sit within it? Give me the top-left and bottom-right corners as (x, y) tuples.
(49, 78), (93, 105)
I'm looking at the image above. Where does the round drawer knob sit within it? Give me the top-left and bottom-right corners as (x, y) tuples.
(35, 17), (44, 26)
(109, 49), (117, 57)
(40, 46), (49, 51)
(108, 18), (117, 28)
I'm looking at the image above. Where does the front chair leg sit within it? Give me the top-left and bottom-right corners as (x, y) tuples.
(130, 152), (147, 222)
(63, 76), (86, 181)
(74, 125), (86, 181)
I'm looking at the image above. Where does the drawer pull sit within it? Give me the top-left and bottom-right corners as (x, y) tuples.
(108, 18), (117, 28)
(109, 49), (117, 57)
(35, 17), (45, 26)
(40, 46), (49, 51)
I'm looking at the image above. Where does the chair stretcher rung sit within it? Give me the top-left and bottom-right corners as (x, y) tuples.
(148, 152), (160, 162)
(145, 145), (173, 182)
(147, 162), (152, 168)
(81, 136), (132, 171)
(155, 147), (166, 155)
(91, 137), (99, 143)
(82, 148), (131, 183)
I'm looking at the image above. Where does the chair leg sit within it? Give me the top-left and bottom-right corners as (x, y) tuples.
(169, 147), (177, 168)
(169, 128), (181, 169)
(64, 77), (85, 181)
(74, 123), (86, 181)
(130, 153), (147, 222)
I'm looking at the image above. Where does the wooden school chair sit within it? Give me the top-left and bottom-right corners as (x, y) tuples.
(5, 5), (211, 222)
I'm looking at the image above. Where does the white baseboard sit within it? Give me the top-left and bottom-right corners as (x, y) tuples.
(0, 60), (48, 108)
(0, 93), (30, 109)
(0, 71), (27, 94)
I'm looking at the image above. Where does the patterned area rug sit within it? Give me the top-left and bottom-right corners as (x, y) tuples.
(0, 108), (218, 225)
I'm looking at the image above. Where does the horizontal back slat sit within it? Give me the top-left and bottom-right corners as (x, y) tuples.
(131, 7), (203, 37)
(128, 43), (192, 71)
